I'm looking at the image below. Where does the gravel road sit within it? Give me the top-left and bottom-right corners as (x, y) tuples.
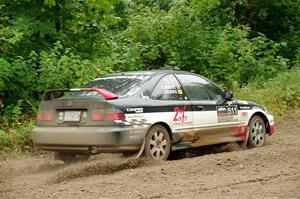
(1, 113), (299, 199)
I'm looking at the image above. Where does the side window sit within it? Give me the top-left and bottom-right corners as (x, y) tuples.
(151, 74), (185, 100)
(176, 74), (223, 101)
(205, 83), (224, 101)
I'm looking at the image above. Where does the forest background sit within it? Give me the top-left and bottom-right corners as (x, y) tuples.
(0, 0), (299, 153)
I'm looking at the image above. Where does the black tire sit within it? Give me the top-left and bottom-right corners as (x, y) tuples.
(54, 152), (90, 163)
(144, 125), (171, 160)
(247, 116), (266, 148)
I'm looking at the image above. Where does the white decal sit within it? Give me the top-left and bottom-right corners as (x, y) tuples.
(126, 108), (144, 113)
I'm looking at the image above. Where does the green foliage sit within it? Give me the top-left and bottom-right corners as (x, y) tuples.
(205, 27), (288, 88)
(0, 0), (299, 153)
(1, 42), (98, 107)
(0, 130), (10, 151)
(3, 100), (24, 125)
(0, 100), (35, 153)
(0, 58), (11, 91)
(104, 3), (288, 88)
(0, 120), (35, 154)
(37, 41), (97, 90)
(294, 49), (300, 68)
(247, 0), (300, 60)
(236, 67), (300, 120)
(10, 120), (35, 153)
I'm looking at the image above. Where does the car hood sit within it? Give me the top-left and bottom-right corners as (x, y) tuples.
(236, 99), (265, 111)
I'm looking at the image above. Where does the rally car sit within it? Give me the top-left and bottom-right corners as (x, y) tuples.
(32, 69), (275, 161)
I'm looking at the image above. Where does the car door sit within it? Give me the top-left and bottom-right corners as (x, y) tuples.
(149, 74), (194, 143)
(175, 73), (241, 146)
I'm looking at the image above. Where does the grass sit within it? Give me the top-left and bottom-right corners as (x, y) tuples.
(0, 120), (35, 155)
(236, 67), (300, 121)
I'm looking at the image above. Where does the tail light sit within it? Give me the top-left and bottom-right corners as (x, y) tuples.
(92, 113), (103, 121)
(37, 112), (53, 121)
(45, 114), (53, 121)
(106, 112), (125, 120)
(90, 108), (125, 121)
(37, 113), (43, 120)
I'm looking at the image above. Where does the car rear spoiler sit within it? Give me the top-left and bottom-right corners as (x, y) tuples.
(43, 88), (118, 100)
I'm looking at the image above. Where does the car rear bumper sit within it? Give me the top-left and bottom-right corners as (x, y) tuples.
(32, 125), (148, 153)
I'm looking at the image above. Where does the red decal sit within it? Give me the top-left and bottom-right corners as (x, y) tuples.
(269, 124), (275, 135)
(173, 105), (187, 124)
(241, 112), (248, 116)
(232, 125), (248, 141)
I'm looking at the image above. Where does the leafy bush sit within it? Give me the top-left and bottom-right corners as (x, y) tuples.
(0, 0), (299, 154)
(0, 121), (35, 154)
(104, 3), (287, 89)
(37, 41), (97, 90)
(0, 101), (35, 154)
(9, 120), (35, 153)
(236, 67), (300, 120)
(0, 130), (10, 151)
(1, 42), (98, 108)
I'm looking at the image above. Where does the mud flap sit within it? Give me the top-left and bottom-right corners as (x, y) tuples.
(136, 140), (145, 158)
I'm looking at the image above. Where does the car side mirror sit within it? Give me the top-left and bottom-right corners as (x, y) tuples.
(224, 91), (233, 101)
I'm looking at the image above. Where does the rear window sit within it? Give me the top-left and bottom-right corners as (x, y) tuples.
(80, 74), (151, 97)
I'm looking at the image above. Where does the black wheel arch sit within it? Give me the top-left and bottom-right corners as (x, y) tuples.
(149, 122), (173, 141)
(249, 112), (271, 135)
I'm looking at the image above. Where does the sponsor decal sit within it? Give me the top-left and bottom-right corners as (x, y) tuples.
(164, 89), (177, 94)
(217, 105), (239, 122)
(161, 85), (176, 90)
(126, 107), (144, 113)
(173, 105), (187, 124)
(240, 106), (251, 110)
(217, 105), (238, 115)
(177, 89), (183, 95)
(241, 111), (249, 121)
(126, 114), (144, 119)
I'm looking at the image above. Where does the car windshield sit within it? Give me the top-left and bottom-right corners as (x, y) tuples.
(68, 74), (151, 98)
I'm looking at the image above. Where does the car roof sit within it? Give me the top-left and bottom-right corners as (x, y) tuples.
(98, 69), (197, 78)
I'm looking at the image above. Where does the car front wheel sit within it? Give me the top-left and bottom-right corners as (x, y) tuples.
(144, 125), (171, 160)
(248, 116), (266, 148)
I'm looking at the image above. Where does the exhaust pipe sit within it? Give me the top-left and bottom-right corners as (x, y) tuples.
(88, 146), (97, 154)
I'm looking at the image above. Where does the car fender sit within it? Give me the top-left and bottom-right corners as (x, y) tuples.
(240, 109), (275, 135)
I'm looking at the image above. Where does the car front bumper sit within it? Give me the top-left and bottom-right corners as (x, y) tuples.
(32, 125), (148, 153)
(266, 114), (275, 135)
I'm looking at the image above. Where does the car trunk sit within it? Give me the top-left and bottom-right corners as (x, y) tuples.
(36, 97), (124, 127)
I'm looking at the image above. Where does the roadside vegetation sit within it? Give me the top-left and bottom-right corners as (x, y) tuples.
(0, 0), (299, 154)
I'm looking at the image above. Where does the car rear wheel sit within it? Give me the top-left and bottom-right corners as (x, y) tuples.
(54, 152), (90, 163)
(144, 125), (171, 160)
(248, 116), (266, 148)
